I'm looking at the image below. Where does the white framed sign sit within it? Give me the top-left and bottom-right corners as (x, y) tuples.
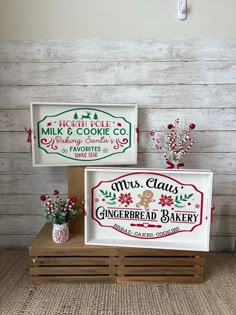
(30, 102), (138, 166)
(85, 168), (213, 251)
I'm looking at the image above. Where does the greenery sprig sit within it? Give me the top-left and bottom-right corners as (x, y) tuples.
(174, 194), (194, 208)
(99, 189), (117, 204)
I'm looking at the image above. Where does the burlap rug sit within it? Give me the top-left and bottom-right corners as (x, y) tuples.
(0, 250), (235, 315)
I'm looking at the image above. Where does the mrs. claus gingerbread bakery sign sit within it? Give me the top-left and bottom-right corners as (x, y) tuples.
(85, 168), (213, 251)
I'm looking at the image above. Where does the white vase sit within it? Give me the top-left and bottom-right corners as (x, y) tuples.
(52, 223), (69, 243)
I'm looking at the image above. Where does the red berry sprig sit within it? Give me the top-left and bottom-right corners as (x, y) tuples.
(40, 190), (79, 224)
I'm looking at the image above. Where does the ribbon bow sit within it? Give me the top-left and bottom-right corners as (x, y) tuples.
(166, 160), (184, 169)
(81, 200), (87, 216)
(24, 127), (33, 154)
(211, 204), (215, 222)
(135, 127), (139, 143)
(25, 127), (32, 143)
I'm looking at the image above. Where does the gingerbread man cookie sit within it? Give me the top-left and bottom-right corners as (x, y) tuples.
(136, 190), (155, 210)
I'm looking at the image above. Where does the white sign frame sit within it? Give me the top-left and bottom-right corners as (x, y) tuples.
(85, 168), (213, 251)
(30, 102), (138, 166)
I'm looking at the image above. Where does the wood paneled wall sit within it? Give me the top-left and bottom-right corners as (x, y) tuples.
(0, 39), (235, 251)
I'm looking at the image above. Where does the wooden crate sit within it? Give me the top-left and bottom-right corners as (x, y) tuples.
(29, 223), (204, 284)
(29, 167), (204, 284)
(117, 248), (204, 284)
(30, 223), (118, 283)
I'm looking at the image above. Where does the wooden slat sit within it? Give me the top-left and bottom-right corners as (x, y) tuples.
(210, 216), (236, 237)
(0, 110), (29, 131)
(211, 196), (236, 216)
(0, 133), (29, 152)
(30, 246), (118, 257)
(1, 39), (236, 62)
(1, 61), (236, 86)
(30, 237), (117, 255)
(117, 275), (203, 284)
(0, 215), (45, 234)
(0, 153), (34, 174)
(30, 265), (116, 276)
(137, 153), (236, 174)
(139, 108), (236, 131)
(1, 108), (235, 131)
(0, 174), (68, 194)
(119, 247), (203, 256)
(0, 153), (67, 174)
(119, 257), (204, 266)
(118, 266), (203, 275)
(31, 256), (115, 266)
(213, 175), (236, 195)
(31, 275), (116, 284)
(1, 85), (235, 110)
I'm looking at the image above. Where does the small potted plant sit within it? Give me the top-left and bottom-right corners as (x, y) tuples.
(40, 189), (80, 243)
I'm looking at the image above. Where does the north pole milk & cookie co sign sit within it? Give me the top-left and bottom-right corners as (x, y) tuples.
(85, 168), (213, 251)
(30, 103), (138, 166)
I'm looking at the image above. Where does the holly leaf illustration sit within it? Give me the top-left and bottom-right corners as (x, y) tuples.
(99, 189), (117, 202)
(174, 193), (194, 206)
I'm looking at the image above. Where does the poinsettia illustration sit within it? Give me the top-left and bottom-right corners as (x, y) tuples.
(158, 194), (174, 207)
(118, 193), (133, 206)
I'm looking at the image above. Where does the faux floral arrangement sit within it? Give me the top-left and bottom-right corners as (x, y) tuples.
(149, 118), (196, 168)
(40, 189), (80, 225)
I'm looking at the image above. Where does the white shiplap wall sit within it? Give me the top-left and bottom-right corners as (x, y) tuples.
(0, 39), (235, 251)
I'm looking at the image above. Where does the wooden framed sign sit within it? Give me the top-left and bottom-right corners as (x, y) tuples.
(85, 168), (213, 251)
(30, 102), (138, 166)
